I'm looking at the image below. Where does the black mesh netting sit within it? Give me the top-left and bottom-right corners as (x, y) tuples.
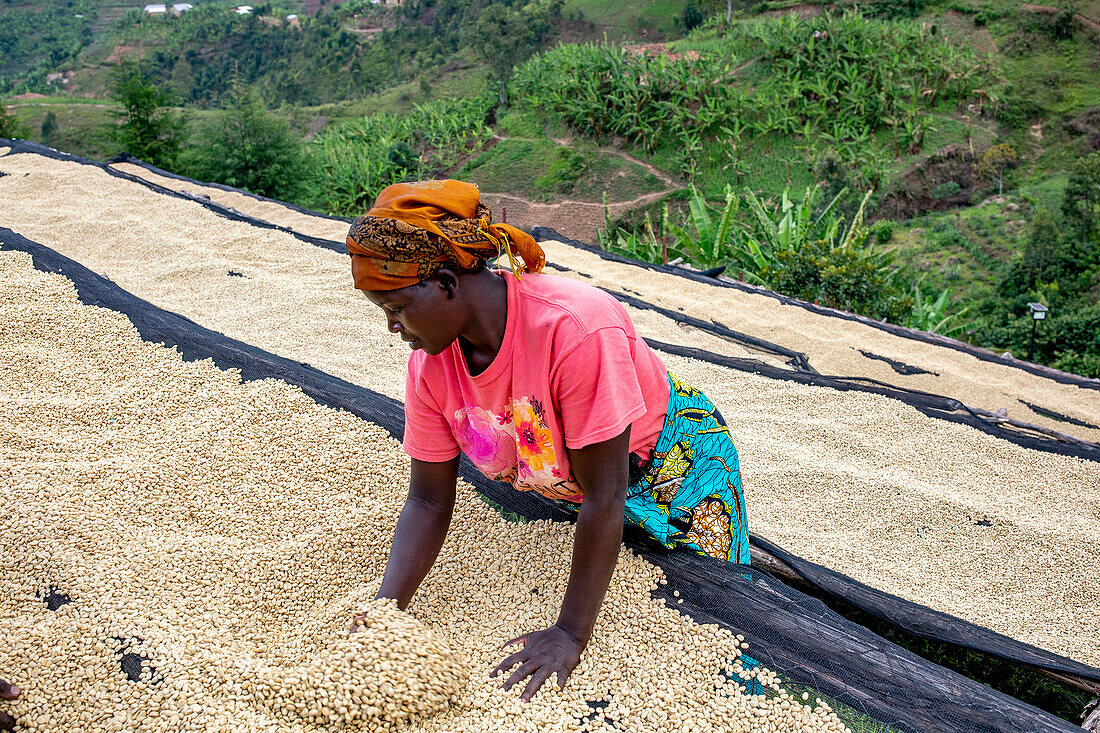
(643, 340), (1099, 462)
(9, 137), (1097, 395)
(539, 262), (1099, 461)
(4, 227), (1094, 733)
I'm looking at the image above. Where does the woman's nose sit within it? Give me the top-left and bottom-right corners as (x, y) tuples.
(387, 316), (402, 334)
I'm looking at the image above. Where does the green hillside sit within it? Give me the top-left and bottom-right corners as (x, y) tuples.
(1, 0), (1098, 378)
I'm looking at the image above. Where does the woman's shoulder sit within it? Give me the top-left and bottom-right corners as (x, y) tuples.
(511, 271), (628, 335)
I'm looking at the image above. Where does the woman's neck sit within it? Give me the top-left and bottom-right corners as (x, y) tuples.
(458, 269), (509, 376)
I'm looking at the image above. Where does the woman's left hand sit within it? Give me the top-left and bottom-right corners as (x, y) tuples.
(491, 624), (584, 702)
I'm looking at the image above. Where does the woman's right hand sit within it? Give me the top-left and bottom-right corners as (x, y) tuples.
(0, 679), (21, 732)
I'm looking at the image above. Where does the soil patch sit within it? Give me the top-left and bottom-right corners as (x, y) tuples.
(878, 144), (986, 220)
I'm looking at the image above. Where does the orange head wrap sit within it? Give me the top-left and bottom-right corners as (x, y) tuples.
(345, 179), (546, 291)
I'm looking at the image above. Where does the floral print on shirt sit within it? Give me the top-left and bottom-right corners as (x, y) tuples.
(451, 397), (583, 502)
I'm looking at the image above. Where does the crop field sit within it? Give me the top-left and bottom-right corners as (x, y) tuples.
(1, 145), (1097, 687)
(514, 10), (994, 188)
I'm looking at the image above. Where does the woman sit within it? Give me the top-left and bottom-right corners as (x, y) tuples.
(349, 179), (749, 702)
(0, 680), (18, 732)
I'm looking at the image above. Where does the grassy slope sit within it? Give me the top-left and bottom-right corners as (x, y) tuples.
(881, 0), (1100, 307)
(458, 110), (666, 203)
(5, 97), (120, 159)
(563, 0), (687, 39)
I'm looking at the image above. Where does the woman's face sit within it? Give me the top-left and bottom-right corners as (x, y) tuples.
(359, 274), (464, 357)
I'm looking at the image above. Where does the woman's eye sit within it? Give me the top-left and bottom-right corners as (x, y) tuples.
(390, 306), (403, 315)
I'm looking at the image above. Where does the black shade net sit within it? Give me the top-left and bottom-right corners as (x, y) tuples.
(15, 136), (1100, 395)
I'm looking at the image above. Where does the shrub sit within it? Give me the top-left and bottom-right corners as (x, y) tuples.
(0, 100), (20, 139)
(932, 181), (962, 199)
(1062, 152), (1100, 245)
(761, 239), (913, 322)
(1053, 350), (1100, 378)
(997, 93), (1044, 131)
(680, 2), (705, 31)
(306, 95), (495, 215)
(180, 83), (306, 200)
(873, 219), (895, 244)
(979, 144), (1019, 195)
(110, 60), (184, 168)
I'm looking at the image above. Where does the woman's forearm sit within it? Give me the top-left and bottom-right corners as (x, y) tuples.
(554, 492), (625, 645)
(376, 495), (454, 610)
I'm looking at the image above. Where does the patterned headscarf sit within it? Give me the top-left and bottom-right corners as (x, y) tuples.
(345, 179), (546, 291)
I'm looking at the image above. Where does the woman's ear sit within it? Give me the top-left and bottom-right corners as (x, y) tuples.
(435, 268), (459, 299)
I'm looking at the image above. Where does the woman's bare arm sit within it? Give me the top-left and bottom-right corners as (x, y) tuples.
(493, 427), (630, 700)
(374, 457), (459, 611)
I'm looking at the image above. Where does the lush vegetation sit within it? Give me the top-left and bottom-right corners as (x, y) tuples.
(180, 82), (306, 200)
(110, 60), (185, 169)
(306, 94), (495, 214)
(513, 10), (994, 182)
(0, 98), (22, 139)
(599, 185), (970, 332)
(0, 0), (96, 94)
(100, 0), (563, 107)
(969, 153), (1100, 374)
(112, 3), (386, 105)
(468, 0), (562, 106)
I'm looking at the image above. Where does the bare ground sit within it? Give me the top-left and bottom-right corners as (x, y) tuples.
(483, 135), (680, 242)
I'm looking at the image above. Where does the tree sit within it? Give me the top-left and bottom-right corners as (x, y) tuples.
(979, 143), (1018, 195)
(697, 0), (736, 24)
(0, 99), (19, 139)
(470, 1), (561, 107)
(1062, 151), (1100, 246)
(40, 111), (59, 144)
(680, 2), (704, 31)
(110, 60), (184, 168)
(180, 82), (304, 200)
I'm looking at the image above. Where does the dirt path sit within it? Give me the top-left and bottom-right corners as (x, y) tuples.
(485, 135), (681, 242)
(8, 102), (112, 109)
(482, 190), (674, 243)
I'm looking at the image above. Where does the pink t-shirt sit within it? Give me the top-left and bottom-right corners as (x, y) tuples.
(403, 271), (670, 502)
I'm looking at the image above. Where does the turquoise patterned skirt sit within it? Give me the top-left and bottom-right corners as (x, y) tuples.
(624, 373), (750, 564)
